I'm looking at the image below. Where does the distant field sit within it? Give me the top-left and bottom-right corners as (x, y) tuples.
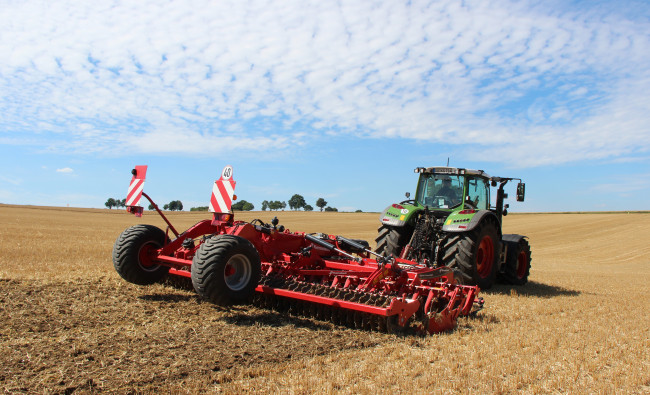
(0, 205), (648, 393)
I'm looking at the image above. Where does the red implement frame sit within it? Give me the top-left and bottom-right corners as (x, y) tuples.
(122, 168), (483, 334)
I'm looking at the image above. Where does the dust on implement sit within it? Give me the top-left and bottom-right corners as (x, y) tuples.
(113, 165), (483, 334)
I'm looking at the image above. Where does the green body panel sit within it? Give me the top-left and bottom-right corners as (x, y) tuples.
(378, 202), (422, 227)
(441, 209), (491, 232)
(441, 210), (475, 228)
(379, 202), (485, 232)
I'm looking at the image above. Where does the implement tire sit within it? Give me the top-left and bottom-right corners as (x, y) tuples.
(444, 219), (499, 289)
(375, 225), (412, 258)
(501, 238), (532, 285)
(191, 235), (261, 305)
(112, 225), (169, 285)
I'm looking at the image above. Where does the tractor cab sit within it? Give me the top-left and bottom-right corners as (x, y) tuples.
(414, 167), (491, 211)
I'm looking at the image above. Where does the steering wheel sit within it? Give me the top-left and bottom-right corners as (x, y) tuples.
(424, 195), (452, 208)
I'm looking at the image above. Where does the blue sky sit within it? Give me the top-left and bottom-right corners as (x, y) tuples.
(1, 0), (649, 213)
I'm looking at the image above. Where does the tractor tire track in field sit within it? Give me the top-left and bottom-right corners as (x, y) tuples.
(0, 278), (388, 393)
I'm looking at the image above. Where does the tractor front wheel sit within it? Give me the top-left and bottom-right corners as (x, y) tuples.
(191, 235), (261, 305)
(112, 225), (169, 285)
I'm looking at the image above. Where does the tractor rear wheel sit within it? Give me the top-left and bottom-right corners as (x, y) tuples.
(375, 225), (412, 258)
(191, 235), (261, 305)
(501, 238), (531, 285)
(112, 225), (169, 285)
(444, 219), (499, 289)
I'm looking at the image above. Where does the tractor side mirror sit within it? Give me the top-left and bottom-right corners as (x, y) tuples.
(405, 192), (410, 199)
(516, 183), (525, 202)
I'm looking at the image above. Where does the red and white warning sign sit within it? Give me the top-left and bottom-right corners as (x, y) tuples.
(210, 165), (236, 213)
(126, 165), (147, 207)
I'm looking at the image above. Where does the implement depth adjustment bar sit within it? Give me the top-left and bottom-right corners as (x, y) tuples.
(337, 235), (387, 263)
(305, 234), (360, 262)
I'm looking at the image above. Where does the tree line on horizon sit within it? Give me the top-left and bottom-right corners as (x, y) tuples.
(104, 197), (184, 211)
(106, 193), (350, 212)
(259, 195), (337, 212)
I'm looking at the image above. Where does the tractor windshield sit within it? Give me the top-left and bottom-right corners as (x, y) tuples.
(417, 174), (464, 209)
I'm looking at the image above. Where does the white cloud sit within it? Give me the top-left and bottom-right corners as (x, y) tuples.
(0, 0), (648, 166)
(588, 173), (650, 200)
(0, 175), (22, 186)
(56, 167), (74, 173)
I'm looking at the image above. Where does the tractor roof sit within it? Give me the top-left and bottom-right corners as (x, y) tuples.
(414, 166), (491, 179)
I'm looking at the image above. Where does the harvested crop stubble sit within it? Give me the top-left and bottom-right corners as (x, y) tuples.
(0, 205), (648, 393)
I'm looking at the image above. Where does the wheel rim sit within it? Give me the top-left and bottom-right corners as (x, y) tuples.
(224, 254), (252, 291)
(138, 242), (160, 272)
(476, 235), (494, 278)
(516, 250), (528, 279)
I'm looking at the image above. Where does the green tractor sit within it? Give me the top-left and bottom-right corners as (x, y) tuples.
(375, 166), (531, 289)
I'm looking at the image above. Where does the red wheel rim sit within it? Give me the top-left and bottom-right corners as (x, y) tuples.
(516, 250), (528, 279)
(476, 235), (494, 278)
(138, 243), (158, 268)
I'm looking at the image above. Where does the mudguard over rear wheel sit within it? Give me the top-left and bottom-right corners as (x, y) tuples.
(112, 224), (169, 285)
(191, 235), (261, 305)
(445, 219), (499, 289)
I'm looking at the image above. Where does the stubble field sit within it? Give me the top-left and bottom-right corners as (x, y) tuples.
(0, 204), (648, 393)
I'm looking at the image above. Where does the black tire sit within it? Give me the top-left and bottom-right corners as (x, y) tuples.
(501, 238), (531, 285)
(375, 225), (412, 257)
(442, 219), (499, 289)
(112, 224), (169, 285)
(191, 235), (261, 305)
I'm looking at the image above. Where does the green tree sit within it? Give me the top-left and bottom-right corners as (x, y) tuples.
(232, 200), (254, 211)
(316, 198), (327, 212)
(324, 206), (338, 212)
(280, 201), (286, 211)
(148, 203), (155, 210)
(163, 203), (170, 210)
(167, 200), (183, 211)
(118, 198), (126, 208)
(190, 206), (209, 211)
(268, 200), (282, 211)
(288, 194), (306, 210)
(261, 200), (269, 211)
(304, 204), (314, 211)
(105, 198), (117, 209)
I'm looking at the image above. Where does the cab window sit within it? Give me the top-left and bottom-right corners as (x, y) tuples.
(466, 177), (489, 210)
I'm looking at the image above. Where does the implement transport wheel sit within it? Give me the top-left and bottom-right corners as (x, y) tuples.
(375, 225), (412, 257)
(501, 238), (532, 285)
(191, 235), (261, 305)
(112, 224), (169, 285)
(448, 219), (499, 289)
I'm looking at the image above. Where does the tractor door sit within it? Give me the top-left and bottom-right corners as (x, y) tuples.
(465, 176), (490, 210)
